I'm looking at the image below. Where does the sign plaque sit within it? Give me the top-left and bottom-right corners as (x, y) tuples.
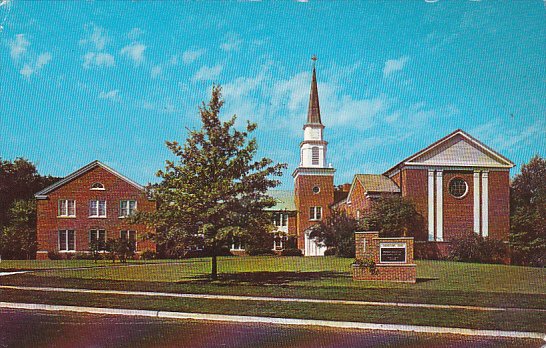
(380, 242), (406, 263)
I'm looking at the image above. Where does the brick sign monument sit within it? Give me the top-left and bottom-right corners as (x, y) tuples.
(352, 231), (417, 283)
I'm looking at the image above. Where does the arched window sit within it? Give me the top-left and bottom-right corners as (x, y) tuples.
(311, 147), (320, 165)
(90, 182), (105, 190)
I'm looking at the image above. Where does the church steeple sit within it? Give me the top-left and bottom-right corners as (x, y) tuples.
(307, 61), (322, 125)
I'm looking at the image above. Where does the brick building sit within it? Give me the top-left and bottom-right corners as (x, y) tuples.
(289, 65), (514, 256)
(34, 161), (156, 259)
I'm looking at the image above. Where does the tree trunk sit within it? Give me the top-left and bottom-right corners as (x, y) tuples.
(211, 253), (218, 280)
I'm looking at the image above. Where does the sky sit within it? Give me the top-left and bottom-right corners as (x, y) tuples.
(1, 1), (545, 189)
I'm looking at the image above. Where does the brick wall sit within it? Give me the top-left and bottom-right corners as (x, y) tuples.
(488, 171), (510, 241)
(401, 169), (428, 241)
(294, 174), (334, 250)
(36, 166), (156, 259)
(443, 171), (474, 240)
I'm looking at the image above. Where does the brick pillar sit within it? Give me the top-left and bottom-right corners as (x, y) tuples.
(355, 231), (378, 260)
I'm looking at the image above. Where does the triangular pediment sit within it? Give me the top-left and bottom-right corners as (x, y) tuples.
(406, 132), (513, 168)
(384, 130), (514, 175)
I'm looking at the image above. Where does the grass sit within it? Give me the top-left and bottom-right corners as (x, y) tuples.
(1, 256), (545, 332)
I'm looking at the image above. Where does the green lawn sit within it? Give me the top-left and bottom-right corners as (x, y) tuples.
(1, 256), (545, 332)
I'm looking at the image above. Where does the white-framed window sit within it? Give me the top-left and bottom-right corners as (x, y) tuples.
(309, 206), (322, 221)
(89, 200), (107, 217)
(231, 236), (245, 251)
(448, 177), (468, 199)
(58, 230), (75, 251)
(273, 233), (287, 251)
(120, 230), (137, 249)
(58, 199), (76, 217)
(311, 146), (320, 165)
(91, 182), (105, 190)
(272, 213), (288, 227)
(119, 200), (137, 217)
(89, 229), (106, 250)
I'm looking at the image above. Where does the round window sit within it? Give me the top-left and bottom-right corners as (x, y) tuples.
(448, 178), (468, 198)
(312, 186), (320, 194)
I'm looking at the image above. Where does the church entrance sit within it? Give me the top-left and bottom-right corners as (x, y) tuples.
(304, 230), (326, 256)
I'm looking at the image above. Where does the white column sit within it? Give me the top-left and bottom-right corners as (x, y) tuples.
(481, 171), (489, 237)
(435, 170), (443, 242)
(428, 170), (435, 241)
(473, 171), (481, 234)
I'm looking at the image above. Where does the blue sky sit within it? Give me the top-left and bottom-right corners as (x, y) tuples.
(1, 1), (544, 189)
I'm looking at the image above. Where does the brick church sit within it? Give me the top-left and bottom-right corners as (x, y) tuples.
(34, 64), (514, 258)
(291, 65), (514, 256)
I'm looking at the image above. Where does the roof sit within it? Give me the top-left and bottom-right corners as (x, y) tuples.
(265, 190), (296, 211)
(355, 174), (400, 193)
(35, 160), (145, 199)
(384, 129), (515, 176)
(306, 66), (322, 125)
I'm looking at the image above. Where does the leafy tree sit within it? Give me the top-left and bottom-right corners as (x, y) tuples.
(510, 155), (546, 267)
(132, 85), (286, 279)
(0, 200), (38, 260)
(0, 158), (59, 227)
(309, 209), (360, 257)
(88, 239), (105, 263)
(105, 237), (135, 263)
(362, 196), (424, 238)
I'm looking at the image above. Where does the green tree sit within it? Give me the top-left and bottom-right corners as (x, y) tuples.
(0, 158), (59, 227)
(362, 196), (424, 238)
(309, 209), (360, 257)
(133, 85), (286, 279)
(510, 155), (546, 267)
(0, 200), (37, 259)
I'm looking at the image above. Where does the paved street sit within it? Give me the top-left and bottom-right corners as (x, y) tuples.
(0, 309), (542, 348)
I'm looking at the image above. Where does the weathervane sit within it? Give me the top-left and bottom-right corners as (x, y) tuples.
(311, 55), (317, 68)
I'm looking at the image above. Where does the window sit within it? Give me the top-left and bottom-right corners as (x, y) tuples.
(231, 236), (245, 250)
(91, 182), (105, 190)
(311, 147), (320, 165)
(312, 186), (320, 194)
(58, 200), (76, 217)
(119, 200), (137, 217)
(449, 178), (468, 198)
(58, 230), (75, 251)
(89, 229), (106, 250)
(309, 206), (322, 221)
(89, 200), (106, 217)
(272, 213), (289, 227)
(273, 233), (287, 251)
(120, 230), (137, 249)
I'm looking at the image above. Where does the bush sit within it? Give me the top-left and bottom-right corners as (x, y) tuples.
(281, 248), (302, 256)
(47, 250), (62, 260)
(140, 249), (158, 260)
(448, 233), (508, 264)
(246, 247), (275, 256)
(324, 247), (337, 256)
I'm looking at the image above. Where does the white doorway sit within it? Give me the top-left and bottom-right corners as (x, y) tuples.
(304, 230), (326, 256)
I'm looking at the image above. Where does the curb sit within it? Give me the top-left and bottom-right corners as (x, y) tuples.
(1, 285), (545, 313)
(0, 301), (544, 340)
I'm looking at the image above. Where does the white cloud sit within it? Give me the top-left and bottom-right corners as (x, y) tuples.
(80, 24), (109, 51)
(220, 34), (242, 52)
(19, 51), (52, 78)
(182, 48), (206, 64)
(151, 65), (162, 79)
(127, 27), (144, 41)
(383, 56), (409, 78)
(120, 43), (146, 66)
(98, 89), (120, 101)
(9, 34), (29, 59)
(192, 64), (223, 81)
(83, 52), (115, 68)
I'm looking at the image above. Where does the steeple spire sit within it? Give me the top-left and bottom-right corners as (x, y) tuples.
(307, 55), (322, 125)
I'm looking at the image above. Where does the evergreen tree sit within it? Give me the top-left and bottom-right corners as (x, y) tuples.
(133, 85), (286, 278)
(510, 155), (546, 267)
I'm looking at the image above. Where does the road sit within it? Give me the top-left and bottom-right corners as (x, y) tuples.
(0, 309), (542, 348)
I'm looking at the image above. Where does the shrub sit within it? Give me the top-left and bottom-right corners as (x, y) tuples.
(73, 252), (96, 260)
(352, 258), (378, 275)
(448, 233), (508, 264)
(281, 248), (302, 256)
(47, 250), (62, 260)
(246, 247), (275, 256)
(324, 247), (337, 256)
(140, 249), (158, 260)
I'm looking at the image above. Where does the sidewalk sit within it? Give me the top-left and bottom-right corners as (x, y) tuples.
(1, 301), (544, 340)
(1, 285), (545, 313)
